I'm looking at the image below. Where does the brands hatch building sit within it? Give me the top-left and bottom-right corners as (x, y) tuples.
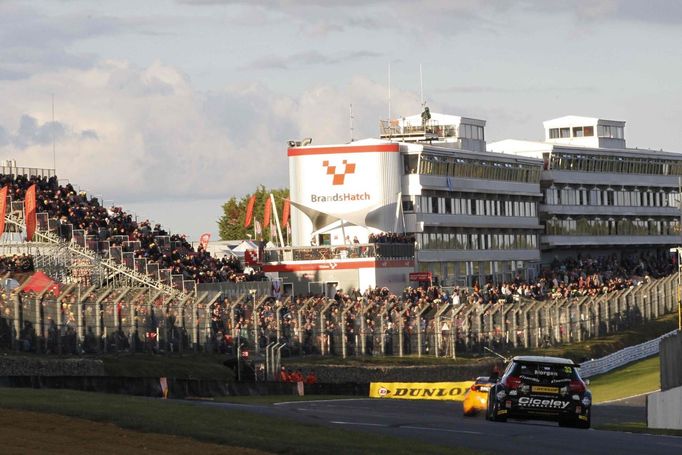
(265, 111), (682, 294)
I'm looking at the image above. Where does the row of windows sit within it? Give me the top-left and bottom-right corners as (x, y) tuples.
(548, 125), (624, 140)
(545, 217), (680, 236)
(412, 195), (537, 217)
(460, 124), (485, 141)
(416, 232), (538, 250)
(544, 186), (679, 208)
(409, 154), (542, 183)
(548, 152), (682, 176)
(549, 126), (594, 138)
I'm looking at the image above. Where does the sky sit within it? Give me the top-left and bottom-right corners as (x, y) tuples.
(2, 0), (682, 241)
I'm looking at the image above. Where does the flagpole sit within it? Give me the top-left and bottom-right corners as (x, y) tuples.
(270, 193), (285, 248)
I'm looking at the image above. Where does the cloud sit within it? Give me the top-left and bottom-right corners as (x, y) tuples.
(0, 59), (401, 204)
(436, 85), (597, 94)
(0, 2), (165, 80)
(243, 50), (382, 70)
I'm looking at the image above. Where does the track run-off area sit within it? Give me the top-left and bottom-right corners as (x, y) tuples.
(194, 394), (682, 455)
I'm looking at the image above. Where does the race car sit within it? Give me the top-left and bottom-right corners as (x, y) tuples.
(462, 376), (495, 416)
(486, 355), (591, 429)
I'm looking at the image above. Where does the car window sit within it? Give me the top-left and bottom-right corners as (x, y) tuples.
(509, 362), (578, 382)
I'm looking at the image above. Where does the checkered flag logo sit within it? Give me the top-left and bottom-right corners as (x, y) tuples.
(322, 160), (356, 185)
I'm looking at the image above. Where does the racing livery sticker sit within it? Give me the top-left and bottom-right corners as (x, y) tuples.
(369, 381), (474, 401)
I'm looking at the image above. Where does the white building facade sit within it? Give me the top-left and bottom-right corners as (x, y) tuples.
(283, 111), (543, 289)
(489, 115), (682, 263)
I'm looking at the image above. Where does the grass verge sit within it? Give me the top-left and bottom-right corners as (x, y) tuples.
(588, 355), (660, 404)
(595, 422), (682, 437)
(210, 394), (351, 404)
(0, 388), (474, 455)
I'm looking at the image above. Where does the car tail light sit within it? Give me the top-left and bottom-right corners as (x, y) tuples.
(569, 380), (585, 394)
(503, 375), (522, 390)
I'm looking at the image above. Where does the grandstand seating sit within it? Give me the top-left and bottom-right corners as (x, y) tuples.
(0, 173), (264, 291)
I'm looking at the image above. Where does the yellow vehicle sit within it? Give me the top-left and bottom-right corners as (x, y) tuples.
(462, 376), (494, 416)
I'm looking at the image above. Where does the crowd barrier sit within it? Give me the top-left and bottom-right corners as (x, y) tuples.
(0, 275), (677, 361)
(578, 329), (677, 378)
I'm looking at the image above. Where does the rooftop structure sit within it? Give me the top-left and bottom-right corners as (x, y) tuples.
(380, 109), (487, 152)
(543, 115), (626, 150)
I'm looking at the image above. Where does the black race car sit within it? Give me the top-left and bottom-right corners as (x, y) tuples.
(486, 355), (591, 429)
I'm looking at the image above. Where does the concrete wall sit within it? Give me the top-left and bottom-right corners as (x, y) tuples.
(660, 330), (682, 390)
(647, 386), (682, 430)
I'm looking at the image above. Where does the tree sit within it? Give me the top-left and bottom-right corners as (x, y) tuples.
(217, 185), (290, 241)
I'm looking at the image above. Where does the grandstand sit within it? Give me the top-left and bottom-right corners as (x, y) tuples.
(0, 162), (678, 362)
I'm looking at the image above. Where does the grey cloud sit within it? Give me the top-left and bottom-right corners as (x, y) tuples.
(81, 130), (99, 141)
(437, 85), (597, 94)
(106, 68), (179, 97)
(243, 50), (382, 70)
(0, 3), (166, 79)
(14, 116), (67, 149)
(180, 0), (682, 29)
(0, 115), (98, 149)
(202, 85), (297, 145)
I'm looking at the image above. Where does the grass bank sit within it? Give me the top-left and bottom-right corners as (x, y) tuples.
(0, 388), (473, 455)
(589, 355), (660, 404)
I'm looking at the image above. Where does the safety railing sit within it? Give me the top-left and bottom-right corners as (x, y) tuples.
(2, 274), (675, 359)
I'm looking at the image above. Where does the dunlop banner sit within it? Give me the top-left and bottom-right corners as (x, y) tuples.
(369, 381), (474, 401)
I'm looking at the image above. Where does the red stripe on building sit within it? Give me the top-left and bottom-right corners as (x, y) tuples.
(262, 259), (413, 273)
(288, 144), (399, 156)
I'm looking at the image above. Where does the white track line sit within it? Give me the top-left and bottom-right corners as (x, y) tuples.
(595, 389), (660, 405)
(274, 398), (371, 406)
(331, 421), (388, 427)
(400, 425), (484, 435)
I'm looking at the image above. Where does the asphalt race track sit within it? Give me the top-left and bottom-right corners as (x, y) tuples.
(198, 394), (682, 454)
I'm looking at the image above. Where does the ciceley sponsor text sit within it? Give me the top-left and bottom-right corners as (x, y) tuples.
(311, 192), (371, 203)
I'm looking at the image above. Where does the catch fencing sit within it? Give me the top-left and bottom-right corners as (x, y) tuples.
(578, 329), (677, 378)
(0, 275), (677, 362)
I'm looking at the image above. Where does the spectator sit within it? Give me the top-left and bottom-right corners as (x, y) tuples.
(305, 370), (318, 385)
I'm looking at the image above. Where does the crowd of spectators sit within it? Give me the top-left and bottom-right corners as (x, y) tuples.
(368, 232), (415, 244)
(1, 173), (263, 284)
(0, 254), (34, 274)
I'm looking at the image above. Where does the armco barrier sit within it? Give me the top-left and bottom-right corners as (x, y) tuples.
(0, 375), (369, 398)
(578, 329), (678, 378)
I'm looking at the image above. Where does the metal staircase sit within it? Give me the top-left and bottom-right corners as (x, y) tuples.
(4, 209), (187, 300)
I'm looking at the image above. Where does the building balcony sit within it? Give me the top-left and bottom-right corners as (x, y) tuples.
(264, 242), (415, 263)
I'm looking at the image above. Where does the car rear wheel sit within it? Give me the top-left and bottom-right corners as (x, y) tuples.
(490, 399), (507, 422)
(576, 414), (591, 429)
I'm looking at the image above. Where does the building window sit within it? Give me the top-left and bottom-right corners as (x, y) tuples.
(584, 126), (594, 136)
(560, 127), (570, 138)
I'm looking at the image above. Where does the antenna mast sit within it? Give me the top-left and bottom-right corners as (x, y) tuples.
(52, 94), (56, 172)
(349, 104), (354, 142)
(419, 63), (424, 107)
(388, 62), (391, 121)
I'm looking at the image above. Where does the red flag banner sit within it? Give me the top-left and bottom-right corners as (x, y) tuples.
(24, 184), (37, 241)
(199, 232), (211, 250)
(0, 186), (7, 237)
(263, 197), (272, 227)
(244, 194), (256, 228)
(281, 198), (290, 227)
